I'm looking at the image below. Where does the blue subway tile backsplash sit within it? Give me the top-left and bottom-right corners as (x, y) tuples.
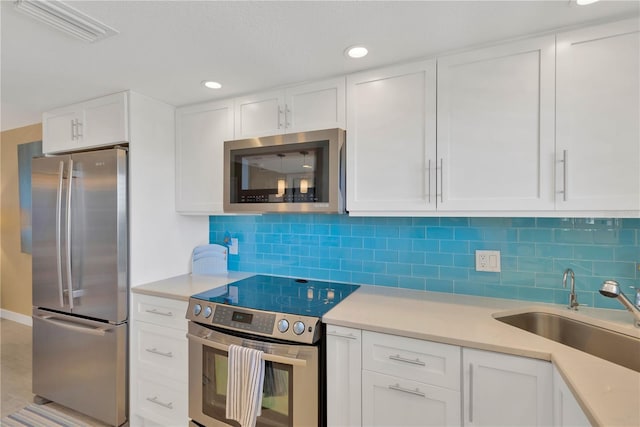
(210, 215), (639, 308)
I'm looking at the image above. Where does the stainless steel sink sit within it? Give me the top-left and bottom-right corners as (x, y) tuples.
(495, 311), (640, 373)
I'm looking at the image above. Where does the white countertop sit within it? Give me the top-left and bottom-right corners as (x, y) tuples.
(323, 285), (640, 427)
(131, 272), (254, 301)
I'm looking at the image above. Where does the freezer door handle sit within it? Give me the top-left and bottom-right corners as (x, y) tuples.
(36, 314), (107, 337)
(65, 159), (74, 309)
(56, 161), (65, 308)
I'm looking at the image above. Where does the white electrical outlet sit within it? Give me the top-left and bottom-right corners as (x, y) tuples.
(475, 250), (501, 272)
(229, 238), (239, 255)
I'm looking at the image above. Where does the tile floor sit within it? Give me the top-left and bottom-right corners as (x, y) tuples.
(1, 318), (110, 426)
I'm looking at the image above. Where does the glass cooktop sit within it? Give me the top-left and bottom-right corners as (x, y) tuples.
(191, 275), (360, 318)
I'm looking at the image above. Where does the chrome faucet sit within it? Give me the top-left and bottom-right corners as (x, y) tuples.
(599, 280), (640, 328)
(562, 268), (579, 310)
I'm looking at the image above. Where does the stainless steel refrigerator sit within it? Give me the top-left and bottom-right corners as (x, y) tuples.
(31, 147), (128, 426)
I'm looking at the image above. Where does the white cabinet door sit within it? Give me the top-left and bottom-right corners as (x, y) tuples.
(326, 325), (362, 427)
(463, 348), (552, 427)
(556, 19), (640, 212)
(553, 366), (591, 427)
(437, 36), (555, 211)
(234, 89), (284, 139)
(175, 99), (234, 214)
(346, 60), (437, 214)
(362, 370), (461, 427)
(234, 78), (346, 139)
(43, 92), (128, 153)
(81, 92), (129, 147)
(42, 107), (81, 153)
(285, 77), (345, 133)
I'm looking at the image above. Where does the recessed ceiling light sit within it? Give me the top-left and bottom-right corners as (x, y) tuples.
(345, 46), (368, 59)
(202, 80), (222, 89)
(576, 0), (599, 5)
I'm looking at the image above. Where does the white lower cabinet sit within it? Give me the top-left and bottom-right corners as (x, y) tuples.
(326, 325), (362, 427)
(552, 366), (591, 427)
(327, 327), (589, 427)
(463, 348), (553, 427)
(130, 293), (189, 427)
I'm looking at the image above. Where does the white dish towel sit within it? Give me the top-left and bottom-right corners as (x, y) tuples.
(226, 344), (265, 427)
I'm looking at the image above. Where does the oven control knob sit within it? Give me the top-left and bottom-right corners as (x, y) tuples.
(193, 304), (202, 316)
(277, 319), (289, 333)
(203, 306), (213, 318)
(293, 321), (305, 335)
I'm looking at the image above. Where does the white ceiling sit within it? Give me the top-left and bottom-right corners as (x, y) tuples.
(1, 0), (639, 132)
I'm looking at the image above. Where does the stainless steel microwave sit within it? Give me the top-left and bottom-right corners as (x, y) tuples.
(223, 128), (345, 213)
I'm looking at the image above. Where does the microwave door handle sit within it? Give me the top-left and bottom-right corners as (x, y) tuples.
(55, 161), (65, 307)
(65, 159), (74, 310)
(186, 332), (307, 367)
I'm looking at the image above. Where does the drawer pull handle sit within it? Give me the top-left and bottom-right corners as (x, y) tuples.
(389, 354), (426, 366)
(326, 331), (358, 340)
(145, 308), (173, 317)
(388, 383), (426, 398)
(146, 396), (173, 409)
(145, 347), (173, 358)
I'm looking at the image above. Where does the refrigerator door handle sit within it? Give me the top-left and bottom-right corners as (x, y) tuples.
(56, 161), (65, 308)
(65, 159), (74, 310)
(36, 314), (107, 337)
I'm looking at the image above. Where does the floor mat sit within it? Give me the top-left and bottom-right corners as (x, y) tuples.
(0, 404), (90, 427)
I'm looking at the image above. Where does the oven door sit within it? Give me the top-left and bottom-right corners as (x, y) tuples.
(188, 321), (319, 427)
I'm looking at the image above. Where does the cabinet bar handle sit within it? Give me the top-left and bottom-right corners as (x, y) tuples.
(560, 149), (568, 202)
(71, 120), (76, 140)
(146, 396), (173, 409)
(145, 347), (173, 358)
(285, 104), (291, 128)
(278, 106), (284, 129)
(469, 363), (474, 423)
(326, 331), (357, 340)
(388, 383), (426, 398)
(389, 354), (426, 366)
(145, 308), (173, 317)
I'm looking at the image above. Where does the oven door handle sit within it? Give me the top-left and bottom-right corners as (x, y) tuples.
(187, 332), (308, 367)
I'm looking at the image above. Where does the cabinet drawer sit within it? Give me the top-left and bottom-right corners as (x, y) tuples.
(134, 321), (188, 381)
(132, 294), (188, 330)
(363, 331), (460, 390)
(135, 374), (188, 426)
(362, 370), (461, 427)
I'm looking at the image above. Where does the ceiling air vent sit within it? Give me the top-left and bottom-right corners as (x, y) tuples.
(14, 0), (118, 43)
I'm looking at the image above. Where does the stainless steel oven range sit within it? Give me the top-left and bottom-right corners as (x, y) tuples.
(186, 275), (359, 427)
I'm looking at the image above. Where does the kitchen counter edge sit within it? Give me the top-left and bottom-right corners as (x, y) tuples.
(130, 272), (255, 301)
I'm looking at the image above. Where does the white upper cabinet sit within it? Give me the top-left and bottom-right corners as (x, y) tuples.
(437, 35), (556, 212)
(234, 77), (345, 139)
(346, 60), (437, 215)
(175, 99), (234, 214)
(43, 92), (129, 154)
(556, 19), (640, 213)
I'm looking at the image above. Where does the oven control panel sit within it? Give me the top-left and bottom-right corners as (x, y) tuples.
(186, 298), (322, 344)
